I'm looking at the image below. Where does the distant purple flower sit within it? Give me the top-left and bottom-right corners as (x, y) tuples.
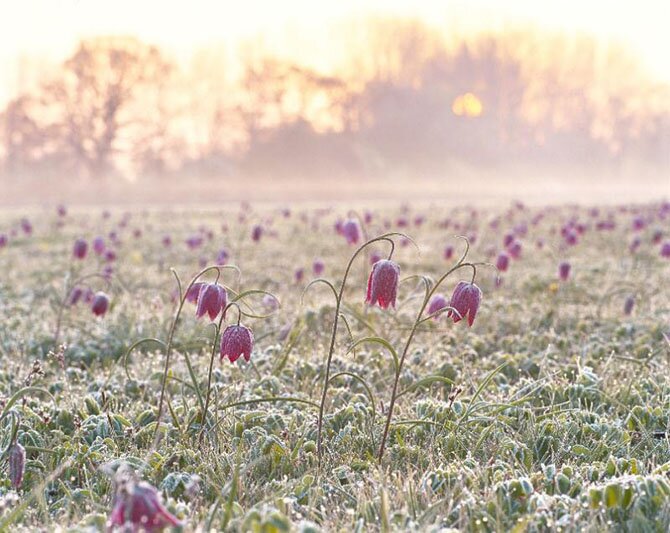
(0, 234), (7, 248)
(558, 261), (571, 281)
(220, 325), (254, 363)
(162, 235), (172, 248)
(20, 218), (32, 235)
(251, 225), (263, 242)
(444, 246), (454, 260)
(661, 242), (670, 258)
(629, 236), (641, 253)
(341, 219), (361, 245)
(262, 293), (279, 312)
(93, 236), (106, 255)
(448, 282), (482, 327)
(294, 268), (305, 283)
(496, 252), (510, 272)
(366, 259), (400, 309)
(623, 296), (635, 316)
(427, 294), (449, 319)
(507, 241), (522, 260)
(186, 235), (203, 249)
(313, 259), (325, 276)
(69, 286), (84, 306)
(73, 238), (88, 260)
(503, 233), (515, 247)
(8, 442), (25, 489)
(104, 250), (117, 262)
(57, 205), (67, 217)
(91, 292), (110, 317)
(632, 216), (646, 231)
(216, 248), (229, 265)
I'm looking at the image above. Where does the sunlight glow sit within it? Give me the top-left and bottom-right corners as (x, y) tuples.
(452, 93), (483, 117)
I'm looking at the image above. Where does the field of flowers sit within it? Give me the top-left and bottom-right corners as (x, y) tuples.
(0, 201), (669, 532)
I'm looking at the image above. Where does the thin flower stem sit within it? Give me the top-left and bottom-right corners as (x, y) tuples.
(316, 233), (404, 466)
(377, 255), (476, 461)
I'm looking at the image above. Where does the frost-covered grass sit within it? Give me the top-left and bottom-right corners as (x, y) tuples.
(0, 201), (668, 532)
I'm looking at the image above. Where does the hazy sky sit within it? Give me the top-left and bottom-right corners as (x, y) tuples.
(1, 0), (668, 102)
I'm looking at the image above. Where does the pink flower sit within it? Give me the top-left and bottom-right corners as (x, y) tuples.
(341, 219), (361, 245)
(448, 281), (482, 327)
(91, 292), (110, 317)
(108, 470), (181, 532)
(185, 282), (205, 304)
(93, 236), (106, 255)
(365, 259), (400, 309)
(8, 442), (25, 489)
(251, 225), (263, 242)
(73, 238), (88, 259)
(312, 259), (325, 276)
(427, 294), (449, 319)
(623, 296), (635, 316)
(196, 283), (227, 321)
(496, 252), (510, 272)
(220, 325), (254, 362)
(558, 261), (571, 281)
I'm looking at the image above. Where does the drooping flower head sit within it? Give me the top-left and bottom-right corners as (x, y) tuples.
(558, 261), (571, 281)
(195, 283), (227, 321)
(108, 466), (182, 532)
(443, 245), (454, 260)
(185, 282), (205, 304)
(496, 252), (510, 272)
(623, 295), (635, 316)
(251, 224), (263, 242)
(312, 259), (325, 276)
(93, 236), (106, 255)
(91, 292), (110, 317)
(448, 281), (482, 327)
(661, 241), (670, 259)
(341, 219), (361, 245)
(8, 442), (26, 489)
(427, 294), (449, 320)
(73, 238), (88, 260)
(220, 324), (254, 363)
(366, 259), (400, 309)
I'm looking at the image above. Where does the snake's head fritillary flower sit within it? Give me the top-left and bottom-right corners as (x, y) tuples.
(448, 281), (482, 327)
(496, 252), (510, 272)
(57, 204), (67, 217)
(20, 218), (32, 235)
(427, 294), (449, 320)
(220, 325), (254, 363)
(294, 268), (305, 283)
(8, 442), (26, 489)
(252, 224), (263, 242)
(185, 282), (205, 304)
(558, 261), (571, 281)
(73, 238), (88, 259)
(341, 219), (361, 245)
(108, 467), (182, 532)
(196, 283), (227, 321)
(312, 259), (325, 276)
(623, 295), (635, 316)
(444, 245), (454, 260)
(0, 234), (7, 248)
(91, 292), (110, 317)
(93, 236), (105, 255)
(69, 286), (84, 306)
(366, 259), (400, 310)
(162, 235), (172, 248)
(661, 242), (670, 259)
(507, 241), (522, 259)
(216, 248), (229, 265)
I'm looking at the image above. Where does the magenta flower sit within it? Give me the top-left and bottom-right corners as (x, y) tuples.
(196, 283), (227, 321)
(313, 259), (325, 276)
(661, 242), (670, 258)
(73, 238), (88, 259)
(162, 235), (172, 248)
(91, 292), (110, 317)
(507, 241), (522, 259)
(341, 219), (361, 245)
(558, 261), (571, 281)
(220, 325), (254, 363)
(496, 252), (510, 272)
(448, 281), (482, 327)
(623, 296), (635, 316)
(444, 246), (454, 260)
(294, 268), (305, 283)
(57, 204), (67, 217)
(108, 474), (182, 532)
(365, 259), (400, 309)
(8, 442), (26, 489)
(0, 234), (7, 248)
(69, 286), (84, 306)
(20, 218), (32, 235)
(427, 294), (449, 319)
(93, 236), (106, 255)
(251, 224), (263, 242)
(216, 248), (229, 265)
(185, 282), (205, 304)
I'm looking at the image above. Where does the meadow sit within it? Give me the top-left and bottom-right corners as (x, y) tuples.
(0, 200), (669, 532)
